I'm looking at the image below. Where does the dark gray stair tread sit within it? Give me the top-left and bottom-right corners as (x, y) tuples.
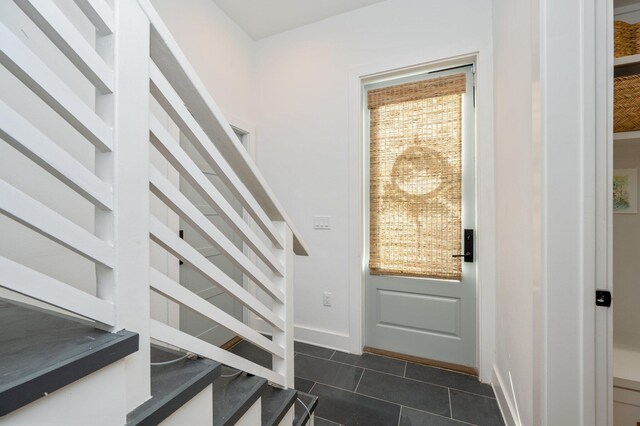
(261, 385), (297, 426)
(213, 367), (268, 426)
(293, 391), (319, 426)
(127, 346), (221, 425)
(0, 299), (138, 417)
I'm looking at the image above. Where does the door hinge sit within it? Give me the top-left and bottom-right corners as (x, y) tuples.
(595, 290), (611, 307)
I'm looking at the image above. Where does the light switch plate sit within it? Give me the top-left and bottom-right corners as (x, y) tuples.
(313, 216), (331, 230)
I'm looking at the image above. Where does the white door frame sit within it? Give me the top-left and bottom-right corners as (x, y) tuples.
(538, 0), (611, 422)
(347, 51), (496, 383)
(594, 0), (614, 424)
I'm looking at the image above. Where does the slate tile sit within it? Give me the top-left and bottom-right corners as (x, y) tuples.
(295, 354), (363, 391)
(312, 383), (401, 426)
(331, 351), (406, 376)
(229, 340), (271, 369)
(315, 417), (342, 426)
(450, 389), (505, 426)
(295, 341), (335, 359)
(295, 377), (315, 393)
(400, 406), (469, 426)
(405, 363), (494, 397)
(356, 369), (450, 417)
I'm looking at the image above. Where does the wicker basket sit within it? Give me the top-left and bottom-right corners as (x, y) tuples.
(614, 75), (640, 132)
(615, 21), (637, 58)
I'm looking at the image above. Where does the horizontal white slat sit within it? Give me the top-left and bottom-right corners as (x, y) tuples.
(0, 256), (114, 325)
(150, 268), (284, 358)
(150, 319), (284, 386)
(139, 0), (308, 256)
(149, 216), (284, 330)
(149, 63), (284, 250)
(0, 99), (112, 210)
(0, 21), (113, 152)
(14, 0), (114, 93)
(0, 179), (114, 268)
(72, 0), (114, 36)
(149, 166), (283, 302)
(149, 115), (285, 277)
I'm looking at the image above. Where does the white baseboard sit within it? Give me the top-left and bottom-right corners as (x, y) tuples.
(294, 325), (352, 353)
(492, 364), (520, 426)
(248, 316), (353, 353)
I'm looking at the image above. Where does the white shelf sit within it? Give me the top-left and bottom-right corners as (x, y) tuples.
(614, 344), (640, 389)
(615, 54), (640, 67)
(614, 131), (640, 141)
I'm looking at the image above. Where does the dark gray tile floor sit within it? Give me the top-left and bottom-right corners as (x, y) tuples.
(230, 341), (505, 426)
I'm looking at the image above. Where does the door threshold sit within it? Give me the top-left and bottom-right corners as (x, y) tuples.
(363, 346), (478, 376)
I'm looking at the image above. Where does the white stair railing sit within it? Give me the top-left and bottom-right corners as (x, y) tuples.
(1, 0), (152, 410)
(0, 0), (305, 403)
(138, 0), (305, 388)
(0, 1), (116, 326)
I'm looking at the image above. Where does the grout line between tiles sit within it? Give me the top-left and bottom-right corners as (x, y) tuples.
(297, 352), (404, 378)
(301, 372), (491, 422)
(315, 416), (342, 426)
(373, 367), (496, 399)
(298, 356), (494, 400)
(354, 368), (365, 393)
(313, 381), (448, 419)
(402, 405), (477, 426)
(297, 348), (496, 397)
(397, 405), (403, 426)
(358, 367), (457, 394)
(449, 387), (498, 400)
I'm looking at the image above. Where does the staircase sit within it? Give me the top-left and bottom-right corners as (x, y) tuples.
(0, 0), (314, 424)
(0, 298), (318, 425)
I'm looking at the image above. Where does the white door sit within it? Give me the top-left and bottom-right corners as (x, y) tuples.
(179, 130), (247, 347)
(365, 66), (477, 368)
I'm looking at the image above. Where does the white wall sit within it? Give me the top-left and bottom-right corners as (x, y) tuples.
(491, 0), (537, 423)
(493, 0), (606, 423)
(613, 142), (640, 348)
(151, 0), (257, 129)
(254, 0), (494, 354)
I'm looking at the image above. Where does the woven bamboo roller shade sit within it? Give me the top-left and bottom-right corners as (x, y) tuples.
(368, 73), (466, 280)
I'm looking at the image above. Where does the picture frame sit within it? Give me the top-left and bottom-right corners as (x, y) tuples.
(613, 168), (638, 214)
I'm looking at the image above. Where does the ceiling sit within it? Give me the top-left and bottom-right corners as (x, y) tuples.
(212, 0), (389, 40)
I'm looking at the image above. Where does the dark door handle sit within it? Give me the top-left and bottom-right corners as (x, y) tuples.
(452, 230), (474, 263)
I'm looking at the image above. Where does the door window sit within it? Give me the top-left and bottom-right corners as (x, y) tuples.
(368, 74), (466, 280)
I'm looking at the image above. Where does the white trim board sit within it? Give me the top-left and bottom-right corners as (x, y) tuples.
(346, 48), (496, 383)
(294, 325), (352, 352)
(493, 363), (521, 426)
(249, 316), (352, 353)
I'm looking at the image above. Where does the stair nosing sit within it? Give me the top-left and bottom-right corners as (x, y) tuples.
(294, 392), (319, 426)
(0, 329), (138, 417)
(214, 375), (268, 426)
(262, 386), (297, 426)
(127, 360), (221, 426)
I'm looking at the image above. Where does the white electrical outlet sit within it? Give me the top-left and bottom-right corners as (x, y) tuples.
(323, 292), (332, 307)
(313, 216), (331, 230)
